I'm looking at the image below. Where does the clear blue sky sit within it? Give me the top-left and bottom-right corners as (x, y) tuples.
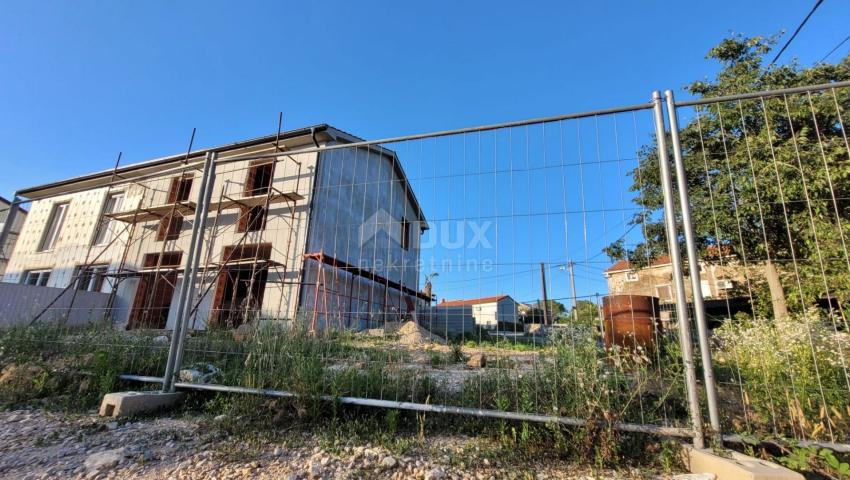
(2, 0), (848, 307)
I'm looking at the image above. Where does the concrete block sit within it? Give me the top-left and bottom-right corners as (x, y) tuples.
(681, 444), (804, 480)
(98, 391), (184, 418)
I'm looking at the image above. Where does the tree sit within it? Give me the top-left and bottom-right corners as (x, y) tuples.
(519, 300), (567, 323)
(609, 35), (850, 318)
(564, 299), (600, 326)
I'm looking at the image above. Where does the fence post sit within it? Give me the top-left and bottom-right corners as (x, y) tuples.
(664, 90), (722, 443)
(652, 91), (705, 448)
(162, 152), (215, 393)
(172, 151), (217, 381)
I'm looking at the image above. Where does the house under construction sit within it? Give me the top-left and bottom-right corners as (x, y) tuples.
(1, 125), (429, 331)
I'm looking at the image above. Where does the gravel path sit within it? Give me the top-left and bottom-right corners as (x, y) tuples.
(0, 409), (682, 479)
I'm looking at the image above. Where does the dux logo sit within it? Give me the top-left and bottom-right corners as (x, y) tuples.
(359, 208), (399, 247)
(360, 208), (494, 250)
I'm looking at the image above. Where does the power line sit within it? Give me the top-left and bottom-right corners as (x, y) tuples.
(818, 34), (850, 64)
(769, 0), (825, 67)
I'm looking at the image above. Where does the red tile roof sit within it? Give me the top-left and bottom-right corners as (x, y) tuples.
(605, 255), (671, 273)
(438, 295), (510, 307)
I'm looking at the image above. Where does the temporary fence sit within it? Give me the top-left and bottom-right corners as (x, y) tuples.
(1, 81), (849, 451)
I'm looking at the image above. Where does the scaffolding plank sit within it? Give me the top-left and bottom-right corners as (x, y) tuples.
(107, 201), (197, 223)
(206, 258), (285, 270)
(213, 191), (304, 210)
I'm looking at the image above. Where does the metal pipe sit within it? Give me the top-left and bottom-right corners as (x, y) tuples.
(652, 91), (705, 449)
(214, 102), (656, 166)
(540, 262), (550, 325)
(118, 373), (850, 452)
(118, 374), (695, 438)
(172, 152), (217, 373)
(665, 90), (722, 442)
(673, 79), (850, 107)
(161, 152), (214, 392)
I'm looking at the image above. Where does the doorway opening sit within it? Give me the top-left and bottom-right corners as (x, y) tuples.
(210, 243), (272, 329)
(128, 252), (182, 329)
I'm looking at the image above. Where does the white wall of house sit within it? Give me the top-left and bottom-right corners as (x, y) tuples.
(469, 297), (520, 328)
(3, 138), (320, 329)
(424, 297), (521, 332)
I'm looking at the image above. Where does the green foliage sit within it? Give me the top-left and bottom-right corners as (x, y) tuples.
(609, 33), (850, 313)
(780, 446), (850, 479)
(0, 324), (168, 409)
(562, 300), (600, 327)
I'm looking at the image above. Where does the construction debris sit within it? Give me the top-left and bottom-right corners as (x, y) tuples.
(466, 354), (486, 369)
(179, 364), (221, 383)
(397, 321), (445, 346)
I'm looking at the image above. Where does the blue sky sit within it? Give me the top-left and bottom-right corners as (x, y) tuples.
(2, 0), (848, 307)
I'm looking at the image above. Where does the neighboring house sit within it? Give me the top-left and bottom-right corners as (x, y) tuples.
(0, 196), (27, 276)
(2, 125), (429, 331)
(603, 255), (752, 318)
(433, 295), (522, 330)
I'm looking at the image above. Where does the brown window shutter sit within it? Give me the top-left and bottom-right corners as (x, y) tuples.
(157, 215), (182, 241)
(157, 217), (170, 241)
(237, 206), (249, 232)
(245, 166), (257, 196)
(166, 178), (180, 203)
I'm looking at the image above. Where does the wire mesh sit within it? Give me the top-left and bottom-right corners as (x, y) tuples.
(11, 84), (848, 443)
(671, 83), (850, 444)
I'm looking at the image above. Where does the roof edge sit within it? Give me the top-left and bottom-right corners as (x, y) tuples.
(17, 125), (330, 198)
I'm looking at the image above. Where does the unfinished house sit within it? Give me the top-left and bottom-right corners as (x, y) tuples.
(1, 125), (429, 331)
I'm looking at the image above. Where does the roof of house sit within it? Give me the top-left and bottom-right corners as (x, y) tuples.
(438, 295), (512, 307)
(17, 125), (332, 198)
(605, 255), (672, 273)
(0, 195), (27, 215)
(14, 124), (426, 225)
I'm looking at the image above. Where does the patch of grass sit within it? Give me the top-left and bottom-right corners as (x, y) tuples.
(0, 324), (168, 410)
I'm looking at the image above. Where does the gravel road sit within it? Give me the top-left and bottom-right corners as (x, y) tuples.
(0, 409), (684, 479)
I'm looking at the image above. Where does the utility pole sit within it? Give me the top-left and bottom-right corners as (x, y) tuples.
(567, 260), (578, 322)
(539, 262), (549, 325)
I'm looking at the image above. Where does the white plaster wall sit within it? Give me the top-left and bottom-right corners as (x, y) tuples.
(4, 142), (319, 330)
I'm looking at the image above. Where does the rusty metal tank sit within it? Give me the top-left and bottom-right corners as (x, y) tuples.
(602, 295), (661, 351)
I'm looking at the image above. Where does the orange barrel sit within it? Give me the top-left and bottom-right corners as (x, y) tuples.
(602, 295), (661, 351)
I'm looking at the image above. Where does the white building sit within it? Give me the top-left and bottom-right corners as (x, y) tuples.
(432, 295), (522, 331)
(1, 125), (429, 331)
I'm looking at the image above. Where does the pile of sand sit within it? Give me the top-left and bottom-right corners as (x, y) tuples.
(397, 320), (446, 346)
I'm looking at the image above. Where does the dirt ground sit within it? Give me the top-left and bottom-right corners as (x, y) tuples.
(0, 408), (688, 480)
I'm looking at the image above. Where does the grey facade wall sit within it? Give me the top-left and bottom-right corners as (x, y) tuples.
(0, 201), (27, 276)
(299, 146), (425, 326)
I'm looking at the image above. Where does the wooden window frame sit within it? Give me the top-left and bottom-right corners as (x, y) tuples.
(38, 202), (69, 252)
(75, 264), (110, 292)
(23, 269), (52, 286)
(245, 161), (273, 197)
(93, 192), (124, 246)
